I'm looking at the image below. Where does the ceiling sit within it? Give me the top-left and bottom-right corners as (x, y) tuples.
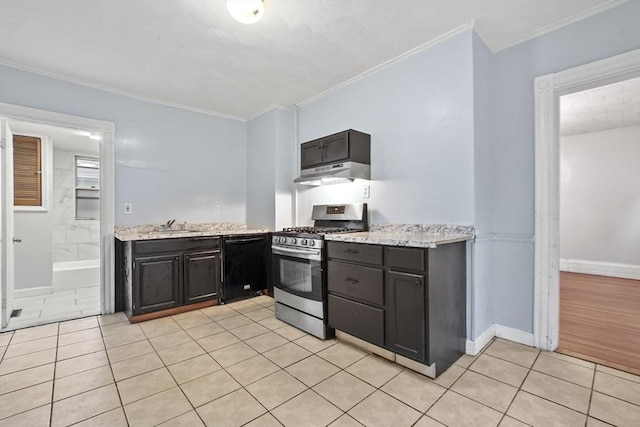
(561, 77), (640, 136)
(7, 120), (100, 155)
(0, 0), (627, 120)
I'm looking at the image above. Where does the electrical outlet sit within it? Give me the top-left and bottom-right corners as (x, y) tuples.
(124, 202), (133, 214)
(213, 204), (219, 214)
(363, 185), (370, 198)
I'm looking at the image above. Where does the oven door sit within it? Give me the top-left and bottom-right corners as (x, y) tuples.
(272, 245), (323, 302)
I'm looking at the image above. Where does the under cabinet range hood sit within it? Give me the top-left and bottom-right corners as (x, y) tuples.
(295, 129), (371, 186)
(294, 161), (371, 186)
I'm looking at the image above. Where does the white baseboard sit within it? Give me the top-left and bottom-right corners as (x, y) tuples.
(560, 259), (640, 280)
(466, 324), (495, 356)
(495, 324), (535, 347)
(14, 286), (53, 299)
(466, 324), (535, 355)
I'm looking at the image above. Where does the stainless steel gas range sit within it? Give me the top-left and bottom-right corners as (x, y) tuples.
(271, 203), (368, 339)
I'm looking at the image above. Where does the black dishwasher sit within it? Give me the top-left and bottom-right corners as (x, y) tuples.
(222, 234), (270, 303)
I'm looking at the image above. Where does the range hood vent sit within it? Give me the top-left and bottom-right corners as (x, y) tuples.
(294, 161), (370, 186)
(295, 129), (371, 186)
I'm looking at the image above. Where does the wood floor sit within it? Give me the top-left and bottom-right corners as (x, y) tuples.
(558, 272), (640, 375)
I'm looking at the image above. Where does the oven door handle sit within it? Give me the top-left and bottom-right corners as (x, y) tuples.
(272, 245), (322, 261)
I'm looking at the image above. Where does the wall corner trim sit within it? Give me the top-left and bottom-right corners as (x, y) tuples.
(466, 323), (535, 355)
(466, 324), (495, 355)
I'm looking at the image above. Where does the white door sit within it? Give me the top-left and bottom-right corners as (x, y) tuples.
(1, 118), (15, 328)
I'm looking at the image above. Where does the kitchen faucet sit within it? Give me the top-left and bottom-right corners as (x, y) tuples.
(166, 219), (176, 229)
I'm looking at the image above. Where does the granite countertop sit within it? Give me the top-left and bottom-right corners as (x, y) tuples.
(324, 224), (475, 249)
(114, 223), (270, 241)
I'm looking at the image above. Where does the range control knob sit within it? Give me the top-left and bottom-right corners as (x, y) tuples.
(288, 238), (297, 245)
(301, 239), (308, 245)
(308, 240), (315, 246)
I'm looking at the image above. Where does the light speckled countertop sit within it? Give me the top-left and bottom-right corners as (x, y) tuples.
(114, 223), (270, 241)
(325, 224), (475, 248)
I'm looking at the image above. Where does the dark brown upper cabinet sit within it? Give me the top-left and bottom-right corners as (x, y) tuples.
(300, 129), (370, 169)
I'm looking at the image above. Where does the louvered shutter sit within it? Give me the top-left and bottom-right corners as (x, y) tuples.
(13, 135), (42, 206)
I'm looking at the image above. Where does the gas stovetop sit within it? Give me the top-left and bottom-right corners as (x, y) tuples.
(281, 226), (355, 235)
(272, 203), (368, 247)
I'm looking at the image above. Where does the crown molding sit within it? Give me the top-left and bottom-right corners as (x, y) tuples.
(296, 21), (476, 108)
(0, 59), (246, 122)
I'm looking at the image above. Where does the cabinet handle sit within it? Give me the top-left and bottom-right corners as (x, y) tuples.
(343, 249), (359, 254)
(345, 277), (359, 285)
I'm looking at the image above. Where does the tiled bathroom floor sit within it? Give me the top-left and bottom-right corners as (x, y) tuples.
(5, 286), (100, 331)
(0, 295), (638, 427)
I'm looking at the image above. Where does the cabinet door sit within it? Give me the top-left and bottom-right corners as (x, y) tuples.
(321, 132), (349, 164)
(134, 255), (181, 315)
(184, 251), (220, 304)
(386, 271), (426, 361)
(301, 139), (324, 169)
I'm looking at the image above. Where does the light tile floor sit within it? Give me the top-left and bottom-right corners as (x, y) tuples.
(0, 295), (639, 426)
(5, 285), (100, 331)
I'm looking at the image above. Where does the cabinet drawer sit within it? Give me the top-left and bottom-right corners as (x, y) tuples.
(328, 295), (384, 347)
(328, 260), (384, 306)
(134, 237), (220, 255)
(327, 242), (383, 265)
(386, 247), (425, 271)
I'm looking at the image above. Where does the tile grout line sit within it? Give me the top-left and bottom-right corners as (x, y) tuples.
(97, 315), (132, 427)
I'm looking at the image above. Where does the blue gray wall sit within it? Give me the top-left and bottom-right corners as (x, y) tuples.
(489, 0), (640, 333)
(296, 31), (476, 226)
(0, 66), (247, 225)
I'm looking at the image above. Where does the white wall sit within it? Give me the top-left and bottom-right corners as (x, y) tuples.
(0, 66), (247, 225)
(560, 126), (640, 266)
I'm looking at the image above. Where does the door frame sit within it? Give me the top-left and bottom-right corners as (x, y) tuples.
(0, 102), (116, 319)
(533, 49), (640, 351)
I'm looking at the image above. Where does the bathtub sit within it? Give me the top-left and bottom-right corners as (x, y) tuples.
(53, 259), (100, 291)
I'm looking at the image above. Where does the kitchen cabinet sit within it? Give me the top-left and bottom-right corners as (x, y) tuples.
(134, 253), (181, 313)
(326, 241), (466, 376)
(124, 237), (221, 318)
(300, 129), (371, 169)
(184, 251), (221, 304)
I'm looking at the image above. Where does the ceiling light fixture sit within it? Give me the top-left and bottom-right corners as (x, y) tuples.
(227, 0), (264, 24)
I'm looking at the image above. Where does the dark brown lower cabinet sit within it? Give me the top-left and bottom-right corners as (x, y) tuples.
(134, 254), (181, 314)
(184, 251), (221, 304)
(327, 240), (466, 377)
(386, 271), (426, 361)
(127, 237), (221, 317)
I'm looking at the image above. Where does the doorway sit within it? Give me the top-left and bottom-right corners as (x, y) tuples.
(0, 103), (116, 330)
(533, 49), (640, 357)
(4, 120), (102, 330)
(557, 79), (640, 373)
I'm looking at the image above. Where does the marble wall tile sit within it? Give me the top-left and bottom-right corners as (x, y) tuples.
(54, 207), (75, 226)
(53, 226), (67, 245)
(53, 150), (74, 170)
(53, 168), (73, 189)
(54, 187), (74, 207)
(67, 225), (96, 244)
(54, 244), (78, 262)
(78, 243), (100, 261)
